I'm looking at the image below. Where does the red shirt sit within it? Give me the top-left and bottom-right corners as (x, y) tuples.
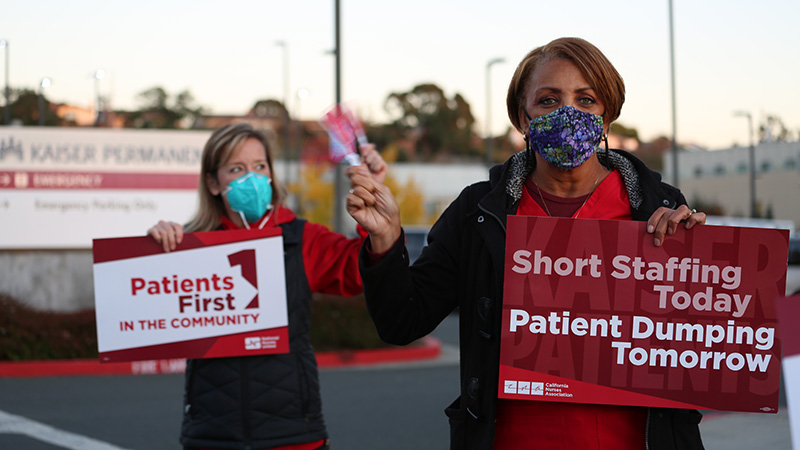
(220, 205), (367, 297)
(519, 169), (632, 220)
(495, 169), (644, 450)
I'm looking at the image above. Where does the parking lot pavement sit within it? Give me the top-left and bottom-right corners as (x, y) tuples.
(701, 409), (793, 450)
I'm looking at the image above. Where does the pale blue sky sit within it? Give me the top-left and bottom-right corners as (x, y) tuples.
(2, 0), (798, 149)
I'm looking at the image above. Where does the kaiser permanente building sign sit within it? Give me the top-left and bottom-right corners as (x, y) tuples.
(0, 127), (211, 249)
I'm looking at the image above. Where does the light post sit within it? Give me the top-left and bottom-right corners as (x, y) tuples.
(332, 0), (345, 234)
(1, 40), (8, 125)
(275, 40), (290, 185)
(38, 77), (51, 126)
(93, 68), (105, 126)
(296, 88), (309, 116)
(485, 57), (505, 166)
(293, 88), (309, 212)
(668, 0), (679, 187)
(734, 111), (757, 218)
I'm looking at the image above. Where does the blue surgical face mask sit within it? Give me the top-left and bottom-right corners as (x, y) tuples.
(223, 172), (273, 224)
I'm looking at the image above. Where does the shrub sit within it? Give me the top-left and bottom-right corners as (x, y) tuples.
(0, 294), (98, 361)
(310, 293), (386, 351)
(0, 292), (388, 360)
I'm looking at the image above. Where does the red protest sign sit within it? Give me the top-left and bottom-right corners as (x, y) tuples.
(776, 295), (800, 444)
(499, 216), (788, 413)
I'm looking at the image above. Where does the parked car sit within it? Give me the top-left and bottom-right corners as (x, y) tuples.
(404, 225), (430, 264)
(787, 236), (800, 297)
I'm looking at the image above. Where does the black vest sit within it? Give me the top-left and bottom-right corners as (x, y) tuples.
(180, 219), (328, 450)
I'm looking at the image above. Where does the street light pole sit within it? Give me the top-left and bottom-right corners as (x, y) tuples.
(668, 0), (679, 187)
(485, 57), (504, 166)
(275, 40), (290, 186)
(93, 69), (105, 127)
(294, 88), (309, 213)
(734, 111), (757, 218)
(1, 40), (9, 125)
(38, 77), (51, 126)
(333, 0), (345, 234)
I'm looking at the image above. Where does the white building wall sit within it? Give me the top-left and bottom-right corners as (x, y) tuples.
(390, 162), (489, 218)
(662, 141), (800, 224)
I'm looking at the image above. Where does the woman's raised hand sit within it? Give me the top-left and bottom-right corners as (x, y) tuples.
(359, 143), (388, 184)
(646, 205), (707, 247)
(147, 220), (185, 253)
(346, 164), (401, 253)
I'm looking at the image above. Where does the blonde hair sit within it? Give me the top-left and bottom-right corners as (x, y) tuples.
(506, 37), (626, 133)
(185, 122), (284, 232)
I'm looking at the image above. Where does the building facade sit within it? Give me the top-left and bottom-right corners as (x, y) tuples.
(662, 140), (800, 224)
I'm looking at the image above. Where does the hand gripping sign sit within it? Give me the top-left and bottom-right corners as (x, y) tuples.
(499, 216), (789, 413)
(93, 228), (288, 362)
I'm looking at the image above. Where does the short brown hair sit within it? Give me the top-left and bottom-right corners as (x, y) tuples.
(506, 37), (625, 133)
(185, 122), (284, 232)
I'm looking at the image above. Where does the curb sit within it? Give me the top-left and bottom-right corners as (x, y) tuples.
(0, 336), (442, 378)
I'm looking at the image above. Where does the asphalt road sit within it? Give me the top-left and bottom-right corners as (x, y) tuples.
(0, 316), (462, 450)
(0, 314), (794, 449)
(0, 361), (461, 450)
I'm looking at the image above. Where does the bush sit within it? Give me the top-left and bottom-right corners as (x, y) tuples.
(0, 294), (98, 361)
(310, 293), (387, 351)
(0, 292), (388, 361)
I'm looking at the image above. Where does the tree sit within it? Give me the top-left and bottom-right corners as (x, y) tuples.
(759, 115), (793, 142)
(129, 86), (204, 129)
(249, 99), (291, 154)
(293, 155), (430, 229)
(294, 163), (334, 228)
(249, 99), (289, 121)
(384, 83), (478, 161)
(6, 88), (61, 126)
(378, 148), (431, 225)
(173, 90), (205, 126)
(689, 195), (726, 216)
(384, 175), (429, 225)
(635, 136), (673, 172)
(609, 122), (639, 140)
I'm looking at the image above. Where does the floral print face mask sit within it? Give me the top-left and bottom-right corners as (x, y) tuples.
(524, 105), (604, 171)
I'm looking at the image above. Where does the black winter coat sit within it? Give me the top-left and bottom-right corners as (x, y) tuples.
(180, 219), (328, 450)
(360, 149), (705, 450)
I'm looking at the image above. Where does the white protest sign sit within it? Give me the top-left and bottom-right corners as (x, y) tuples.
(93, 228), (288, 362)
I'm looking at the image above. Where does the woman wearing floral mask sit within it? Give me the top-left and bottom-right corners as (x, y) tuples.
(147, 122), (387, 450)
(346, 37), (706, 449)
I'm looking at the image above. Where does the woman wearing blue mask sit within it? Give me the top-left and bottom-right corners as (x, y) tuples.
(148, 122), (387, 450)
(346, 37), (706, 449)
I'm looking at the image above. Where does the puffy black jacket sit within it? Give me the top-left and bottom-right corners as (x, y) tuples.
(360, 149), (705, 450)
(181, 219), (328, 450)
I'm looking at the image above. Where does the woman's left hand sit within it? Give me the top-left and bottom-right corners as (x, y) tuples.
(646, 205), (707, 247)
(359, 144), (388, 184)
